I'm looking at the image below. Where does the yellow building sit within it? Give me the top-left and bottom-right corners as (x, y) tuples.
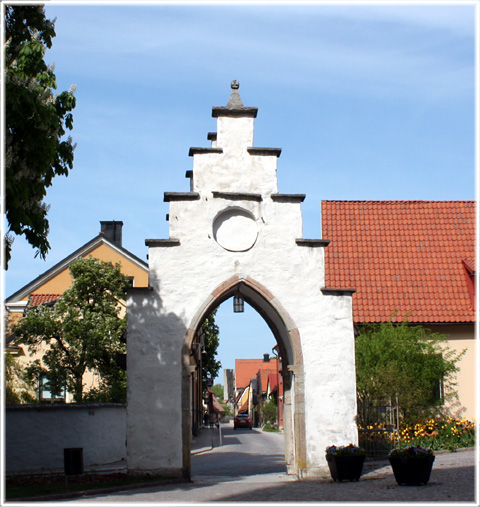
(5, 221), (149, 402)
(322, 201), (476, 421)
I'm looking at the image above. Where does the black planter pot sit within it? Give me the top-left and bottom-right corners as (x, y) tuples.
(326, 454), (366, 482)
(389, 455), (435, 485)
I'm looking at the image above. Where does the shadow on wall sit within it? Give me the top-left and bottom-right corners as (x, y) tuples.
(127, 282), (189, 371)
(126, 282), (190, 474)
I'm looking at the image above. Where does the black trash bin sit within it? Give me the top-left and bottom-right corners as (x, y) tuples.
(64, 447), (84, 475)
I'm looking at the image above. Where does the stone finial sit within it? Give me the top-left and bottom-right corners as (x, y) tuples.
(226, 80), (243, 108)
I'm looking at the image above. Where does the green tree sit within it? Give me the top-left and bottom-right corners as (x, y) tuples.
(4, 353), (37, 404)
(202, 310), (221, 386)
(355, 320), (464, 424)
(4, 5), (76, 268)
(13, 257), (129, 402)
(262, 397), (278, 425)
(211, 383), (223, 400)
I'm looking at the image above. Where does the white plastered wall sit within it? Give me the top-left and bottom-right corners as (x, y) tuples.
(126, 91), (358, 477)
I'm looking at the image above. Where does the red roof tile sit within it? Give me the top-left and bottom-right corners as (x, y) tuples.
(258, 368), (279, 392)
(322, 201), (475, 324)
(28, 294), (61, 307)
(235, 358), (279, 389)
(267, 373), (278, 392)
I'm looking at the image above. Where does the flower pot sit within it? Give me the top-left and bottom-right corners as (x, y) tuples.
(326, 454), (366, 482)
(389, 455), (435, 485)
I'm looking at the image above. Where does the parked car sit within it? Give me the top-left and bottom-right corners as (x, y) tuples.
(234, 413), (252, 430)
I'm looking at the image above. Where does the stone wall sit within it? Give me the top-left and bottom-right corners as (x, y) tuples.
(5, 403), (126, 475)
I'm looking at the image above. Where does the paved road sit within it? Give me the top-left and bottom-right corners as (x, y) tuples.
(67, 423), (477, 503)
(191, 422), (286, 478)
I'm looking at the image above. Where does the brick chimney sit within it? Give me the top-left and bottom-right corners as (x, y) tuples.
(100, 221), (123, 247)
(263, 353), (270, 362)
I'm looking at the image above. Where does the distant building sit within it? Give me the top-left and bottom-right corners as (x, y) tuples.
(223, 369), (235, 402)
(234, 354), (283, 427)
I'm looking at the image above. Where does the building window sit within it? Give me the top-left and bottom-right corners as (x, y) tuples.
(433, 377), (445, 404)
(38, 374), (66, 403)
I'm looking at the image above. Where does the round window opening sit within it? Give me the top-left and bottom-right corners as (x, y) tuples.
(213, 208), (258, 252)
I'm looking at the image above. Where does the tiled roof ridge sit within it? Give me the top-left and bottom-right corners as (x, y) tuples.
(28, 293), (62, 308)
(30, 293), (62, 296)
(322, 199), (475, 204)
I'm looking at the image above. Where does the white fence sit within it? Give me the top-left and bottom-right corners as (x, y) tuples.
(5, 403), (127, 476)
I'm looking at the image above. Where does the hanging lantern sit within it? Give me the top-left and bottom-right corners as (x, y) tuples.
(233, 294), (244, 313)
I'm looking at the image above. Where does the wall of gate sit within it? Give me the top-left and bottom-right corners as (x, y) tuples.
(126, 82), (358, 479)
(5, 404), (126, 475)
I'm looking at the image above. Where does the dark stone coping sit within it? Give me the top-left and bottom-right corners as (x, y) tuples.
(188, 147), (223, 156)
(321, 288), (356, 296)
(207, 132), (217, 141)
(271, 194), (306, 203)
(185, 170), (193, 179)
(247, 147), (281, 157)
(145, 239), (181, 247)
(164, 192), (200, 202)
(212, 191), (262, 202)
(212, 107), (258, 118)
(6, 402), (126, 411)
(128, 286), (154, 292)
(295, 239), (331, 247)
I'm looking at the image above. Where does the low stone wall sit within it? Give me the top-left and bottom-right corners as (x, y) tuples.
(5, 403), (127, 476)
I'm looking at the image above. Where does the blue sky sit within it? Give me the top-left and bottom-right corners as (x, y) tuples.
(3, 1), (476, 383)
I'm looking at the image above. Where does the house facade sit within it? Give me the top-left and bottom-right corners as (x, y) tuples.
(5, 221), (149, 403)
(321, 200), (476, 420)
(234, 355), (284, 427)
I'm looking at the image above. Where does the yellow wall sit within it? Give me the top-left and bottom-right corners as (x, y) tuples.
(430, 324), (476, 421)
(6, 241), (148, 403)
(35, 243), (148, 294)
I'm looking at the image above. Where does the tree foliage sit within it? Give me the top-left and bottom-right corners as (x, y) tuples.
(4, 353), (37, 404)
(202, 310), (221, 386)
(4, 5), (76, 268)
(211, 383), (223, 400)
(262, 397), (278, 425)
(13, 257), (129, 403)
(355, 320), (464, 424)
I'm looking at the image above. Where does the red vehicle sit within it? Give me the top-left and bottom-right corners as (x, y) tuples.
(234, 413), (252, 430)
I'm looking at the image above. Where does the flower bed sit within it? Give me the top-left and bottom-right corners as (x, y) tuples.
(396, 417), (476, 450)
(359, 417), (476, 453)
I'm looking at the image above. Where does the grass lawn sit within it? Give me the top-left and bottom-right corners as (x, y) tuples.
(5, 472), (177, 500)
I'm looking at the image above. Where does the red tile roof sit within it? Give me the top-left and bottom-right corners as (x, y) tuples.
(321, 201), (475, 324)
(235, 358), (279, 389)
(258, 368), (279, 392)
(28, 294), (61, 307)
(267, 373), (278, 392)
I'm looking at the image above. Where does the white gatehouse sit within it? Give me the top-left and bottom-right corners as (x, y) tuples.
(126, 82), (358, 479)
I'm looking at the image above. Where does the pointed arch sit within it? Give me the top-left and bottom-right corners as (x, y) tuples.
(181, 276), (306, 477)
(183, 275), (303, 368)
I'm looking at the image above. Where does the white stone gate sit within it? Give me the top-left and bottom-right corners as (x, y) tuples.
(126, 82), (358, 479)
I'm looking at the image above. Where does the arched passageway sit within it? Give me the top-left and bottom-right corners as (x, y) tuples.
(182, 276), (306, 478)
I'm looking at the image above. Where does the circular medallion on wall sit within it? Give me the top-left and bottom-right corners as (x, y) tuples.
(213, 208), (258, 252)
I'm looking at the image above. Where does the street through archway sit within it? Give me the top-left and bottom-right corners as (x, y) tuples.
(191, 422), (286, 480)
